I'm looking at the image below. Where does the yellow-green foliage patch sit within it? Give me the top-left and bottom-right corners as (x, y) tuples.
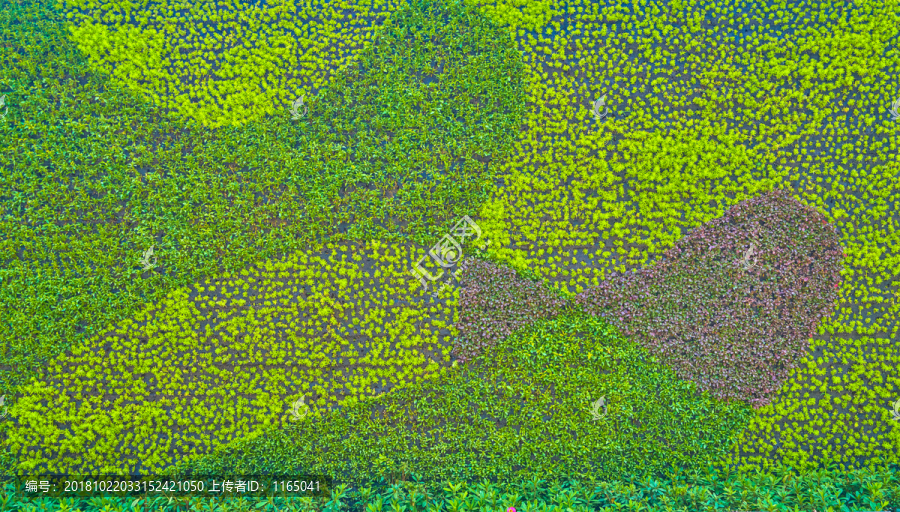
(474, 0), (899, 472)
(5, 241), (460, 474)
(176, 313), (755, 487)
(466, 0), (557, 33)
(60, 0), (410, 128)
(59, 0), (539, 130)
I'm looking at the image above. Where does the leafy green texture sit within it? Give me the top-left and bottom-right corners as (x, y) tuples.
(175, 313), (754, 488)
(0, 0), (523, 476)
(293, 0), (527, 241)
(2, 464), (899, 511)
(471, 0), (900, 473)
(3, 0), (900, 492)
(464, 0), (556, 32)
(5, 241), (461, 474)
(60, 0), (410, 129)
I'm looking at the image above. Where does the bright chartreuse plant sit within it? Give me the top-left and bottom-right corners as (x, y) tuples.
(59, 0), (411, 129)
(5, 241), (460, 474)
(172, 312), (755, 487)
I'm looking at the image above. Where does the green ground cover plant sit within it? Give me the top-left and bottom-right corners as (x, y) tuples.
(174, 313), (755, 488)
(181, 0), (900, 478)
(64, 0), (531, 238)
(5, 240), (463, 474)
(2, 0), (899, 503)
(61, 0), (411, 129)
(177, 188), (842, 494)
(468, 0), (899, 473)
(292, 0), (527, 241)
(0, 0), (523, 475)
(467, 0), (556, 33)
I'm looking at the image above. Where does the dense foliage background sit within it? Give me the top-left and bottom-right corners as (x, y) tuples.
(1, 0), (899, 507)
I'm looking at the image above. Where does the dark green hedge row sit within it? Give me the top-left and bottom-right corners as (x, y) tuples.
(2, 463), (898, 511)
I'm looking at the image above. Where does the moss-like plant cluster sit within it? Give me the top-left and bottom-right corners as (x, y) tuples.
(3, 0), (900, 490)
(174, 313), (755, 487)
(60, 0), (533, 132)
(465, 0), (556, 33)
(5, 241), (461, 474)
(575, 188), (844, 408)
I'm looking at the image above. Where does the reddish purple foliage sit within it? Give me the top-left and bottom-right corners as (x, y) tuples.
(453, 257), (568, 363)
(575, 188), (844, 408)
